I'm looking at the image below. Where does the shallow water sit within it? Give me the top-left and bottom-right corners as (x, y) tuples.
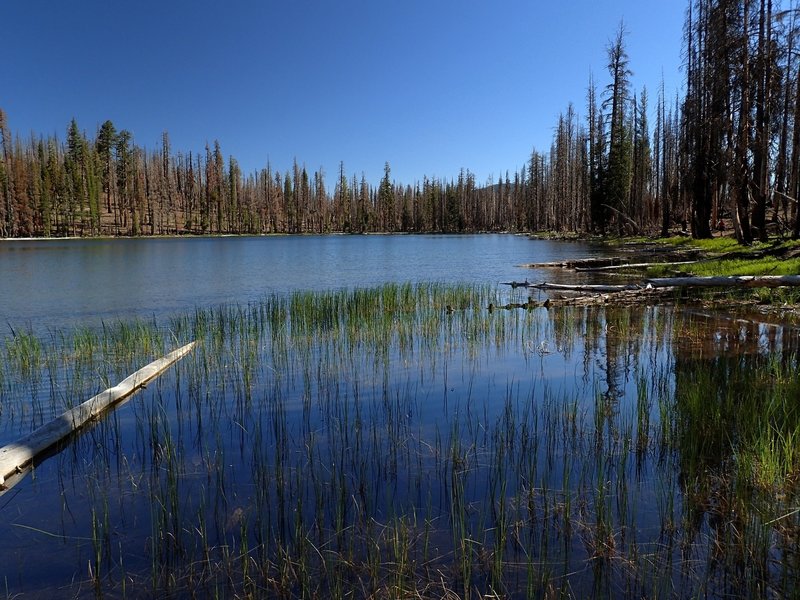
(1, 238), (799, 598)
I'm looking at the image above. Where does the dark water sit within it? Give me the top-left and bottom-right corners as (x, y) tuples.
(0, 234), (601, 331)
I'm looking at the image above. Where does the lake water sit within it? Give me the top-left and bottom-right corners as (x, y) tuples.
(1, 235), (799, 598)
(0, 234), (602, 331)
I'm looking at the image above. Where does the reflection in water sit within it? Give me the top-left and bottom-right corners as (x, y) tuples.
(0, 287), (798, 598)
(670, 311), (800, 597)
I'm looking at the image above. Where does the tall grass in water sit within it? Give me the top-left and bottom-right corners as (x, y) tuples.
(2, 286), (800, 598)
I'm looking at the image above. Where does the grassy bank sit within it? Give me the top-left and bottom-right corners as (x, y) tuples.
(654, 235), (800, 276)
(596, 235), (800, 311)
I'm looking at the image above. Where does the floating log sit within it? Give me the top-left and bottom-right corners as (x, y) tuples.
(501, 275), (800, 309)
(548, 287), (679, 307)
(492, 300), (542, 310)
(0, 341), (196, 488)
(521, 248), (703, 271)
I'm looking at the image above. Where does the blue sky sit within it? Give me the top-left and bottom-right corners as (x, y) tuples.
(1, 0), (684, 186)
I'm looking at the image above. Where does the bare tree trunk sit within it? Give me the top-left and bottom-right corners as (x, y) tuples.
(751, 0), (771, 242)
(792, 43), (800, 238)
(735, 0), (753, 243)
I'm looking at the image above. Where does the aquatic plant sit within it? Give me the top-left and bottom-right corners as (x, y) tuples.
(1, 284), (799, 598)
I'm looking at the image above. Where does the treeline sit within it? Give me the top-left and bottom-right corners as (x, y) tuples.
(0, 110), (536, 237)
(0, 94), (668, 238)
(1, 0), (798, 241)
(0, 106), (579, 237)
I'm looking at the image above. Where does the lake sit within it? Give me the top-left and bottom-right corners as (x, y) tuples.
(1, 235), (799, 599)
(0, 234), (602, 331)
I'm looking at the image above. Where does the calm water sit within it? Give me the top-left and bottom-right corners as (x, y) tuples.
(0, 234), (601, 332)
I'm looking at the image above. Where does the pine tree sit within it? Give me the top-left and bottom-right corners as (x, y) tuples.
(37, 140), (52, 236)
(358, 174), (370, 233)
(378, 162), (394, 231)
(96, 120), (117, 218)
(602, 23), (634, 234)
(213, 141), (225, 233)
(284, 171), (295, 233)
(631, 88), (653, 229)
(65, 118), (85, 235)
(228, 155), (239, 233)
(0, 109), (12, 237)
(115, 130), (132, 234)
(12, 137), (33, 236)
(751, 0), (774, 241)
(334, 161), (350, 232)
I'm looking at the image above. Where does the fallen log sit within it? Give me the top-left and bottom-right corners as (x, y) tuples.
(497, 287), (678, 309)
(501, 274), (800, 308)
(575, 260), (698, 272)
(645, 275), (800, 288)
(601, 203), (640, 234)
(504, 274), (800, 311)
(550, 287), (678, 307)
(528, 275), (800, 294)
(528, 282), (642, 293)
(491, 300), (542, 311)
(0, 340), (196, 489)
(518, 257), (625, 269)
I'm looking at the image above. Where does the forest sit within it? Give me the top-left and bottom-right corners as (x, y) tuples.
(0, 0), (798, 242)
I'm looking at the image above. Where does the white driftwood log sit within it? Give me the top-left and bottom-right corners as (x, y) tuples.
(645, 275), (800, 288)
(529, 282), (642, 293)
(528, 275), (800, 294)
(0, 341), (196, 487)
(574, 260), (698, 272)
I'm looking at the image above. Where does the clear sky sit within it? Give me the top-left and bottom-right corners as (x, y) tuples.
(1, 0), (685, 186)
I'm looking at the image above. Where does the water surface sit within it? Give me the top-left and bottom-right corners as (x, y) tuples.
(1, 234), (603, 332)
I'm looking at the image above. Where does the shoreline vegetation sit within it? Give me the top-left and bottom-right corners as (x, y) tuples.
(528, 235), (800, 317)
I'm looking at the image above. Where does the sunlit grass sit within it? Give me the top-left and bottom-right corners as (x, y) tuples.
(642, 236), (800, 278)
(658, 234), (742, 253)
(667, 256), (800, 277)
(716, 257), (798, 276)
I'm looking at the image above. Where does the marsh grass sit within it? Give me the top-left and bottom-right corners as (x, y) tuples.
(1, 285), (800, 598)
